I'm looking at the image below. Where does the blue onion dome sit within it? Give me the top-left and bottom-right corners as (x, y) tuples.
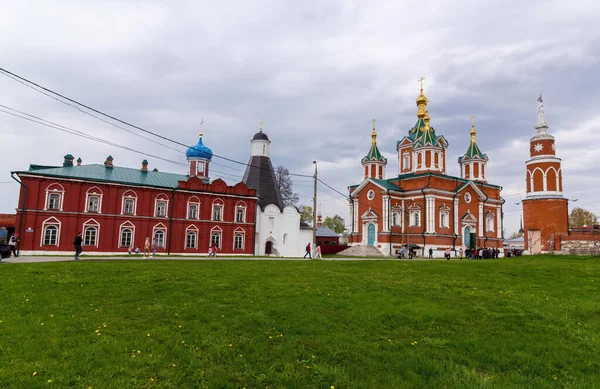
(186, 133), (213, 160)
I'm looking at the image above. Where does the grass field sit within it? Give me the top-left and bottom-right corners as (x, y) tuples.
(1, 256), (599, 388)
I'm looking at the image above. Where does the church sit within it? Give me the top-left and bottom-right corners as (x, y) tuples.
(242, 124), (313, 257)
(347, 81), (504, 257)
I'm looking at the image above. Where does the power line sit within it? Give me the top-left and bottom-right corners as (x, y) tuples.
(0, 67), (313, 179)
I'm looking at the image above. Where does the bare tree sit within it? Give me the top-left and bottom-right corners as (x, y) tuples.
(275, 165), (299, 207)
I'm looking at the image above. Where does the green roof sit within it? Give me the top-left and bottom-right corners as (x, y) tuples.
(371, 178), (401, 191)
(458, 140), (488, 162)
(18, 164), (189, 188)
(362, 143), (387, 163)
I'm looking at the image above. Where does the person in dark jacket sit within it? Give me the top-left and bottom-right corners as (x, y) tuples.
(73, 232), (83, 260)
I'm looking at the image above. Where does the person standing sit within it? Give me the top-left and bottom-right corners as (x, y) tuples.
(400, 245), (406, 259)
(429, 247), (433, 259)
(8, 234), (18, 258)
(444, 247), (451, 260)
(73, 232), (83, 260)
(151, 237), (158, 258)
(144, 237), (150, 258)
(211, 243), (218, 257)
(459, 247), (463, 260)
(303, 243), (312, 259)
(314, 245), (322, 260)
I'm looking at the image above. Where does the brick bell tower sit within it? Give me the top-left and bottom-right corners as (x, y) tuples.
(522, 95), (568, 254)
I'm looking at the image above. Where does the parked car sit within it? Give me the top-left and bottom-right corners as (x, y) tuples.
(0, 244), (11, 260)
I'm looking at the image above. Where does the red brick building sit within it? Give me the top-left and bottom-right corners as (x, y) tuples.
(522, 96), (570, 253)
(348, 83), (504, 257)
(12, 133), (257, 256)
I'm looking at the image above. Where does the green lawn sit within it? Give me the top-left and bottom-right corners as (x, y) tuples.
(1, 256), (599, 388)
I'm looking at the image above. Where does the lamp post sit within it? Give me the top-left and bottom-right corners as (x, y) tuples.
(312, 161), (318, 253)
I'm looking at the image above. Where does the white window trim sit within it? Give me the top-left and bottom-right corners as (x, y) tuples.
(185, 225), (199, 249)
(44, 183), (65, 211)
(439, 211), (450, 228)
(409, 210), (421, 227)
(152, 222), (168, 248)
(212, 200), (224, 221)
(486, 212), (496, 232)
(235, 203), (247, 223)
(121, 190), (138, 216)
(119, 221), (135, 248)
(233, 228), (245, 250)
(82, 218), (100, 247)
(187, 197), (201, 220)
(154, 195), (170, 218)
(85, 186), (104, 213)
(211, 226), (223, 249)
(391, 208), (403, 227)
(367, 190), (375, 200)
(40, 217), (61, 246)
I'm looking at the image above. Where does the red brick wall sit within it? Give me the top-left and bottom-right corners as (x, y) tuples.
(522, 198), (568, 251)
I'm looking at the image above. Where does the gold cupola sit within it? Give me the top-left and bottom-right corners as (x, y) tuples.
(416, 77), (428, 118)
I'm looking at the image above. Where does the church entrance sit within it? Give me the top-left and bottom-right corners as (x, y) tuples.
(265, 241), (273, 256)
(367, 223), (375, 246)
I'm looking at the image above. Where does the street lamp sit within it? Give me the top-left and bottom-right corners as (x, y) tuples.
(312, 161), (317, 252)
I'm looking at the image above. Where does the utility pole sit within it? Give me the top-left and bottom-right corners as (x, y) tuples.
(312, 161), (318, 253)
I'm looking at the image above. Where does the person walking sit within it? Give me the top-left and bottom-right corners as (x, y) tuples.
(144, 237), (150, 258)
(400, 245), (406, 259)
(303, 243), (312, 259)
(444, 247), (451, 260)
(459, 247), (463, 260)
(429, 247), (433, 259)
(314, 245), (322, 260)
(211, 243), (218, 257)
(8, 234), (18, 258)
(73, 232), (83, 260)
(151, 237), (158, 258)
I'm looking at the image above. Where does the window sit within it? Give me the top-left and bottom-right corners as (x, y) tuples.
(440, 212), (449, 228)
(188, 204), (198, 219)
(186, 231), (197, 249)
(283, 233), (287, 244)
(486, 213), (495, 232)
(212, 203), (223, 221)
(154, 230), (165, 248)
(43, 225), (58, 245)
(120, 228), (133, 248)
(197, 162), (205, 174)
(156, 201), (167, 217)
(367, 190), (375, 200)
(124, 199), (135, 215)
(48, 193), (61, 210)
(392, 211), (401, 226)
(236, 207), (245, 222)
(410, 211), (420, 227)
(234, 233), (244, 249)
(464, 193), (472, 203)
(87, 196), (99, 212)
(403, 155), (410, 170)
(211, 231), (221, 248)
(84, 227), (97, 246)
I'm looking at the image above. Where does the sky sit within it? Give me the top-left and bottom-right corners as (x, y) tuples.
(1, 0), (599, 236)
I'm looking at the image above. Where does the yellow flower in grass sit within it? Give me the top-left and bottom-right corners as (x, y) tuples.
(95, 330), (100, 333)
(32, 372), (37, 376)
(48, 379), (52, 382)
(331, 386), (335, 389)
(147, 334), (151, 337)
(172, 363), (176, 367)
(40, 323), (44, 326)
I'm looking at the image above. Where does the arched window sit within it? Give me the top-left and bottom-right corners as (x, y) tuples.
(43, 225), (58, 245)
(403, 154), (410, 170)
(234, 232), (244, 249)
(45, 183), (65, 211)
(120, 228), (133, 248)
(154, 194), (169, 217)
(212, 199), (224, 221)
(413, 212), (419, 226)
(211, 228), (222, 249)
(236, 201), (246, 223)
(283, 233), (288, 244)
(486, 213), (495, 232)
(186, 231), (197, 248)
(84, 227), (97, 246)
(439, 206), (450, 228)
(187, 196), (200, 220)
(85, 186), (103, 213)
(153, 223), (167, 248)
(122, 190), (138, 216)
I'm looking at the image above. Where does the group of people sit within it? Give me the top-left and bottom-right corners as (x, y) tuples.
(303, 243), (322, 259)
(71, 233), (163, 260)
(462, 247), (501, 259)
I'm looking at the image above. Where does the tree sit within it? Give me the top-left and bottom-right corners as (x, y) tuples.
(508, 231), (523, 239)
(323, 215), (345, 234)
(299, 205), (313, 224)
(569, 207), (599, 227)
(275, 165), (299, 207)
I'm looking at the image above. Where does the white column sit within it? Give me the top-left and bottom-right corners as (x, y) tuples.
(401, 199), (405, 233)
(496, 206), (502, 239)
(382, 195), (390, 232)
(478, 202), (484, 236)
(543, 172), (547, 191)
(461, 163), (465, 178)
(353, 199), (359, 232)
(348, 201), (354, 233)
(454, 198), (459, 235)
(425, 195), (436, 233)
(469, 162), (474, 179)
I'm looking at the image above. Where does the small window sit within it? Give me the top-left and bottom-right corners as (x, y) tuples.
(403, 155), (410, 170)
(283, 233), (287, 244)
(156, 201), (167, 217)
(440, 212), (449, 228)
(234, 233), (244, 249)
(124, 199), (135, 215)
(84, 227), (97, 246)
(465, 193), (472, 203)
(188, 204), (198, 219)
(236, 207), (245, 222)
(212, 205), (223, 221)
(120, 228), (133, 247)
(48, 193), (61, 210)
(87, 196), (99, 212)
(211, 231), (221, 248)
(43, 225), (58, 245)
(186, 231), (197, 248)
(367, 190), (375, 200)
(197, 162), (205, 174)
(154, 230), (165, 248)
(392, 212), (400, 226)
(486, 216), (495, 232)
(410, 211), (420, 227)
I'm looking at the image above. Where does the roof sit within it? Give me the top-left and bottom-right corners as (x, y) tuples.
(252, 131), (269, 141)
(242, 155), (284, 210)
(362, 144), (387, 164)
(16, 164), (190, 188)
(371, 178), (401, 191)
(0, 214), (16, 228)
(316, 226), (339, 237)
(458, 140), (488, 162)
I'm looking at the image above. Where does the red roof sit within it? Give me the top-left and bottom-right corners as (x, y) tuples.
(0, 214), (16, 228)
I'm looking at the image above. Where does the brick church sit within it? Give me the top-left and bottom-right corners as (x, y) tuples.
(12, 131), (258, 256)
(348, 81), (504, 257)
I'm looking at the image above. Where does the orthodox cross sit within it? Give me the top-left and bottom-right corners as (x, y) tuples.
(259, 119), (263, 130)
(199, 118), (204, 136)
(418, 77), (425, 90)
(470, 115), (475, 127)
(372, 118), (376, 129)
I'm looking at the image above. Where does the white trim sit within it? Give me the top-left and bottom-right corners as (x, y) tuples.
(119, 221), (136, 248)
(212, 199), (224, 221)
(44, 183), (65, 211)
(185, 224), (199, 249)
(210, 226), (223, 249)
(235, 201), (247, 223)
(478, 202), (484, 236)
(40, 216), (61, 246)
(121, 190), (138, 216)
(85, 186), (104, 213)
(154, 193), (170, 218)
(526, 156), (562, 165)
(82, 218), (100, 247)
(187, 196), (201, 220)
(233, 227), (245, 250)
(152, 222), (168, 248)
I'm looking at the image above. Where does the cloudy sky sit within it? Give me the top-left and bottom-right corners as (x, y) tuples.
(1, 0), (599, 235)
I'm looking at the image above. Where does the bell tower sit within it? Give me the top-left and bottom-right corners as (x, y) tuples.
(458, 116), (488, 182)
(522, 96), (568, 253)
(361, 119), (387, 180)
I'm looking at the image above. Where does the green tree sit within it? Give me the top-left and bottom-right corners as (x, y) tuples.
(508, 231), (523, 239)
(569, 207), (599, 227)
(322, 215), (345, 234)
(275, 165), (299, 206)
(299, 205), (313, 224)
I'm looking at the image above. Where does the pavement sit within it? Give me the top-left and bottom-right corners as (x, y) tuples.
(0, 255), (449, 263)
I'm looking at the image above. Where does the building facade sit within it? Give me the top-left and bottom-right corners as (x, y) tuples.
(348, 83), (504, 257)
(522, 96), (569, 253)
(12, 133), (258, 256)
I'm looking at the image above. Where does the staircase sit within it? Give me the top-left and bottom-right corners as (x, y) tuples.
(335, 245), (385, 257)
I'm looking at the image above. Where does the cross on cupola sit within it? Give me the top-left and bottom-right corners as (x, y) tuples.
(458, 115), (489, 183)
(186, 118), (213, 181)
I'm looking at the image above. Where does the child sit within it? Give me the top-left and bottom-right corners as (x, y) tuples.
(208, 247), (213, 257)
